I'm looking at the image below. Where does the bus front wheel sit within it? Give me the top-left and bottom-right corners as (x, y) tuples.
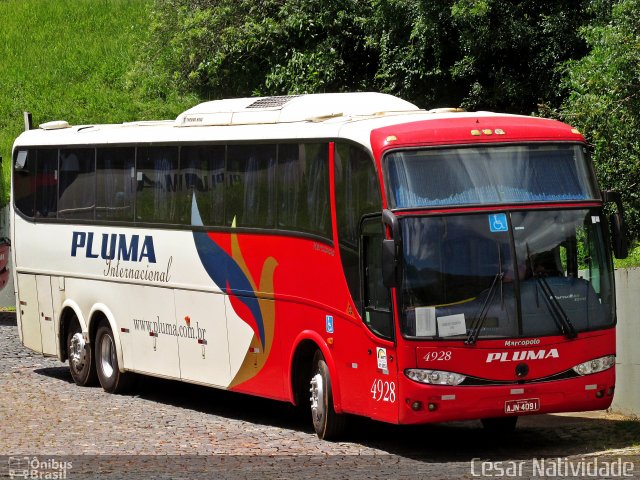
(66, 323), (97, 387)
(95, 323), (134, 394)
(309, 350), (346, 440)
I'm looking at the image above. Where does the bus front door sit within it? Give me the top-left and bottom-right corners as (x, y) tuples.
(361, 217), (398, 422)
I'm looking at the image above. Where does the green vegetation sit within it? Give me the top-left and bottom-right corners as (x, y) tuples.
(141, 0), (595, 114)
(0, 0), (197, 204)
(560, 0), (640, 244)
(614, 242), (640, 269)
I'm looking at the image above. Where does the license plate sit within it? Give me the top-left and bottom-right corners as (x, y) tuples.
(505, 398), (540, 414)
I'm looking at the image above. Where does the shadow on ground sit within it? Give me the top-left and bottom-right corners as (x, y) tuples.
(34, 364), (640, 462)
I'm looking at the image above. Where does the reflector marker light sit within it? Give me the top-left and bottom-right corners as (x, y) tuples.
(385, 135), (398, 143)
(471, 129), (481, 136)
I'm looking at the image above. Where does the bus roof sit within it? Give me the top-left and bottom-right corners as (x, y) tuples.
(12, 93), (582, 151)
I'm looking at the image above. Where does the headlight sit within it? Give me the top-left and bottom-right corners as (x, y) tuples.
(572, 355), (615, 376)
(405, 369), (466, 385)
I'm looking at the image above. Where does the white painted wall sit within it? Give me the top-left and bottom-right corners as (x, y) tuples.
(612, 268), (640, 417)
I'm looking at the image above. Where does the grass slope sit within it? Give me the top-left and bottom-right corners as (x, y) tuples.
(0, 0), (196, 204)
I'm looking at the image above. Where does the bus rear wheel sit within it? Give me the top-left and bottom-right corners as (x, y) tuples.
(309, 350), (346, 440)
(95, 323), (134, 394)
(66, 323), (97, 387)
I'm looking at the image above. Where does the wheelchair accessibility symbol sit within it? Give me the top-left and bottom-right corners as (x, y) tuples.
(489, 213), (509, 232)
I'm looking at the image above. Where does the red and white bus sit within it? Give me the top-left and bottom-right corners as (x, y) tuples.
(11, 93), (627, 439)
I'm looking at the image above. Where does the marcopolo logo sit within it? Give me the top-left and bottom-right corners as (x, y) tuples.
(486, 348), (559, 363)
(71, 231), (173, 283)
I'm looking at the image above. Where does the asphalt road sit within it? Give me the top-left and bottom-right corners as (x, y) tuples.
(0, 315), (638, 479)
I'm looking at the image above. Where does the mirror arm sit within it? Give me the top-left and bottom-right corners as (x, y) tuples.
(602, 190), (624, 216)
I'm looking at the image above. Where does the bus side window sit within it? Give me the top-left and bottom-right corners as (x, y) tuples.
(35, 149), (58, 219)
(277, 143), (331, 238)
(361, 217), (393, 339)
(58, 148), (96, 220)
(96, 147), (135, 221)
(334, 142), (382, 312)
(181, 145), (225, 227)
(13, 149), (36, 218)
(136, 146), (181, 224)
(225, 144), (277, 229)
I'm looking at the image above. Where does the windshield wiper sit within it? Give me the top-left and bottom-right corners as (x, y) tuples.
(465, 271), (504, 345)
(525, 243), (578, 340)
(466, 244), (505, 345)
(534, 274), (578, 339)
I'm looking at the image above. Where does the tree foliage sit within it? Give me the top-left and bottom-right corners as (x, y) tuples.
(142, 0), (594, 112)
(560, 0), (640, 238)
(141, 0), (639, 240)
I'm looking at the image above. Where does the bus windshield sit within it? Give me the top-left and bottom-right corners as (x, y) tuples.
(399, 209), (614, 340)
(385, 144), (597, 208)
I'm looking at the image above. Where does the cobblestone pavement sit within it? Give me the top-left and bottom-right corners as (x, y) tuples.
(0, 315), (638, 479)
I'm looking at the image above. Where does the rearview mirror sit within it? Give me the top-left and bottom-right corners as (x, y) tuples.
(382, 209), (402, 288)
(382, 239), (397, 288)
(610, 213), (628, 259)
(602, 190), (628, 259)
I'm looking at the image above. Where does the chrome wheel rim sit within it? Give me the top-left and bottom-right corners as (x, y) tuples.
(69, 332), (86, 371)
(310, 372), (324, 423)
(100, 334), (116, 379)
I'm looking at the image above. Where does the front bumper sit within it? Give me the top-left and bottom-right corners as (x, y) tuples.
(398, 368), (615, 424)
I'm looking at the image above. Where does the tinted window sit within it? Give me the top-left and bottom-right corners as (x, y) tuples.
(226, 145), (277, 228)
(386, 144), (596, 208)
(362, 217), (393, 339)
(136, 146), (183, 223)
(277, 143), (330, 237)
(334, 143), (382, 310)
(181, 145), (225, 226)
(14, 142), (334, 240)
(13, 150), (36, 218)
(35, 149), (58, 219)
(96, 147), (135, 221)
(58, 148), (95, 219)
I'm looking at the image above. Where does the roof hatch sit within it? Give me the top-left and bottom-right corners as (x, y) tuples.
(174, 92), (421, 127)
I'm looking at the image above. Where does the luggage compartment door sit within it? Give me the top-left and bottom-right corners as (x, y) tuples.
(16, 274), (41, 353)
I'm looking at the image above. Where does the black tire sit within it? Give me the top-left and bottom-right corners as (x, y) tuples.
(481, 416), (518, 434)
(309, 350), (347, 440)
(95, 323), (134, 394)
(66, 322), (97, 387)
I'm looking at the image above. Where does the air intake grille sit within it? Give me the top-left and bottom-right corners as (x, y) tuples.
(247, 95), (299, 109)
